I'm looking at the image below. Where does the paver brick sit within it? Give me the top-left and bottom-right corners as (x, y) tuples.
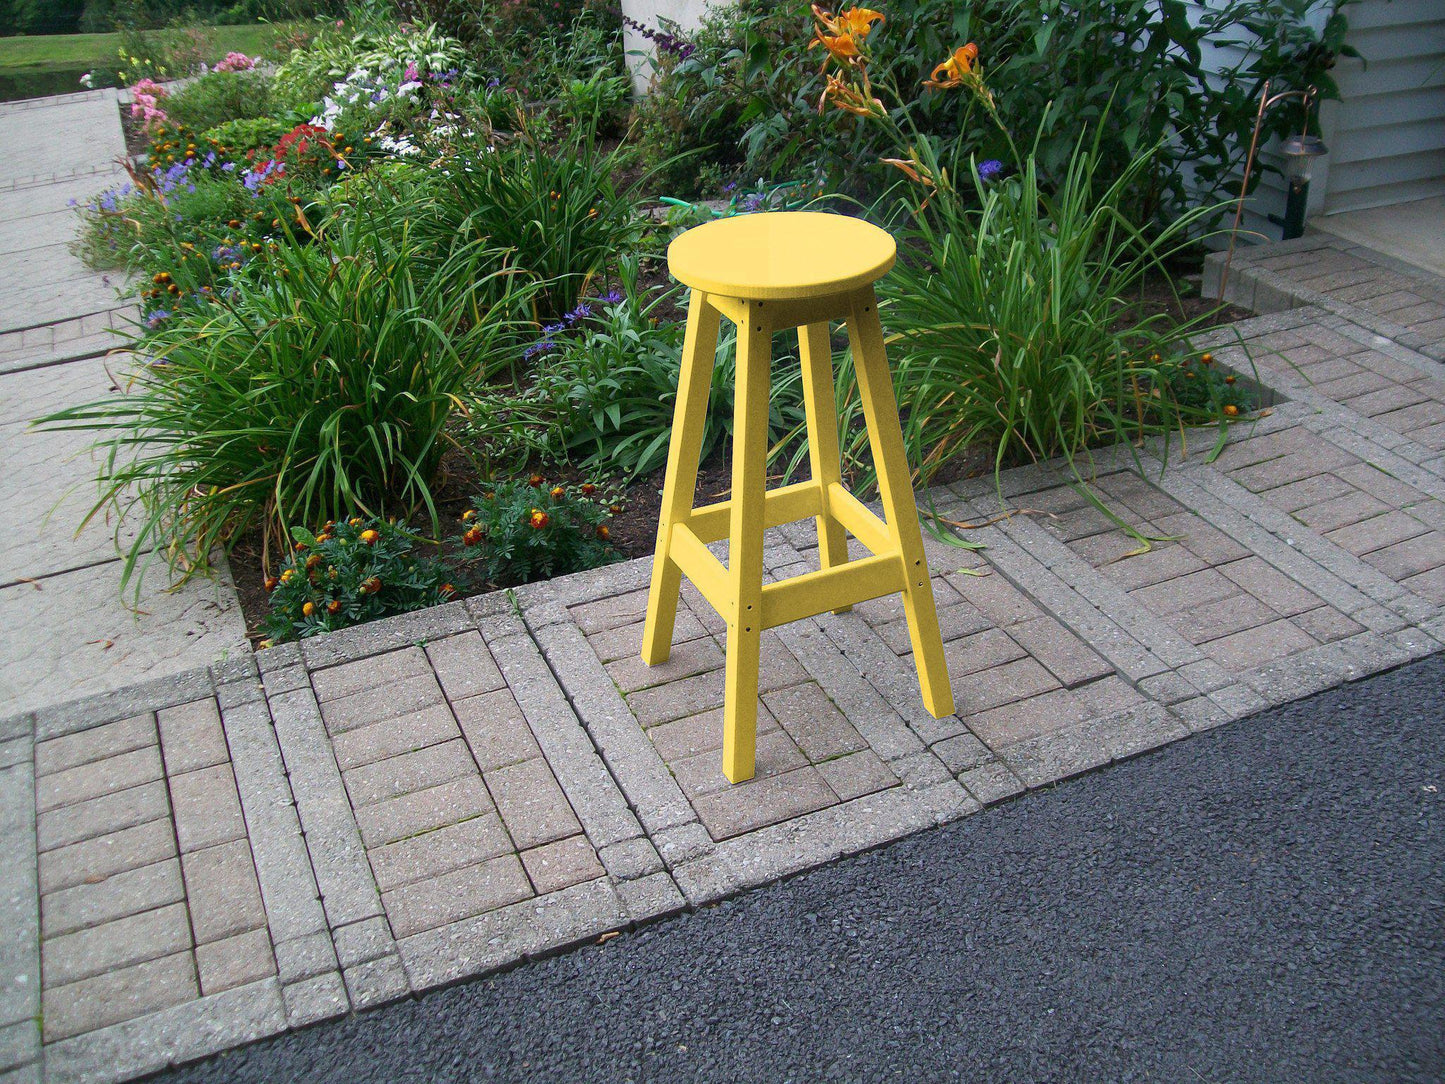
(181, 838), (267, 944)
(644, 703), (780, 763)
(39, 816), (176, 894)
(330, 704), (460, 771)
(343, 739), (477, 808)
(485, 758), (581, 850)
(34, 714), (154, 777)
(35, 779), (169, 852)
(586, 612), (706, 663)
(354, 774), (495, 849)
(605, 635), (725, 694)
(318, 672), (445, 734)
(966, 687), (1091, 747)
(424, 632), (506, 702)
(520, 835), (605, 896)
(930, 732), (995, 774)
(874, 601), (993, 656)
(761, 683), (867, 761)
(155, 699), (228, 775)
(938, 627), (1027, 679)
(452, 689), (541, 772)
(1291, 606), (1365, 644)
(690, 765), (836, 840)
(368, 814), (513, 892)
(1267, 473), (1355, 513)
(40, 858), (184, 939)
(952, 657), (1060, 715)
(41, 900), (191, 987)
(1007, 617), (1113, 688)
(669, 730), (808, 800)
(1203, 618), (1319, 670)
(1169, 592), (1277, 645)
(1402, 565), (1445, 604)
(41, 950), (197, 1042)
(309, 646), (430, 703)
(945, 570), (1043, 627)
(169, 763), (246, 852)
(815, 749), (898, 802)
(1219, 557), (1321, 617)
(1324, 510), (1428, 557)
(35, 744), (163, 813)
(1078, 539), (1205, 590)
(570, 588), (650, 634)
(624, 642), (806, 728)
(195, 927), (276, 995)
(1364, 532), (1445, 581)
(1294, 491), (1393, 532)
(381, 854), (533, 937)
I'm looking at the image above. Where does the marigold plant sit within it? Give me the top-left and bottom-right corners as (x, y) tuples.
(459, 478), (619, 586)
(261, 517), (461, 644)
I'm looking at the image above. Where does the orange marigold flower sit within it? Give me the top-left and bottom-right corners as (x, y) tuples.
(609, 504), (623, 515)
(359, 529), (379, 545)
(440, 583), (456, 595)
(305, 553), (322, 570)
(326, 599), (342, 614)
(580, 483), (596, 495)
(280, 568), (295, 583)
(596, 524), (610, 541)
(359, 576), (381, 595)
(315, 532), (331, 544)
(528, 509), (550, 530)
(462, 525), (484, 546)
(528, 474), (545, 487)
(1224, 404), (1240, 417)
(1200, 352), (1213, 365)
(1224, 374), (1237, 385)
(348, 517), (361, 526)
(263, 576), (278, 592)
(302, 600), (315, 616)
(924, 43), (979, 90)
(550, 485), (565, 499)
(461, 509), (476, 522)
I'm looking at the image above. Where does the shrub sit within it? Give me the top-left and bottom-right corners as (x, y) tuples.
(467, 260), (809, 480)
(882, 135), (1245, 488)
(201, 117), (294, 156)
(261, 516), (460, 644)
(162, 69), (275, 132)
(458, 478), (618, 586)
(427, 121), (641, 319)
(634, 0), (1354, 224)
(38, 219), (527, 591)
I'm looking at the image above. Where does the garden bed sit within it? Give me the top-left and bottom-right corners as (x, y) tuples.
(44, 0), (1310, 650)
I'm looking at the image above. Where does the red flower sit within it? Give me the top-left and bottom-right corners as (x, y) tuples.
(528, 509), (550, 530)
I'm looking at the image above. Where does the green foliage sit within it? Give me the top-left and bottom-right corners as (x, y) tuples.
(466, 260), (809, 481)
(635, 0), (1354, 222)
(261, 516), (461, 644)
(201, 116), (293, 155)
(37, 217), (527, 592)
(878, 135), (1248, 489)
(458, 478), (619, 586)
(426, 121), (642, 319)
(162, 69), (274, 132)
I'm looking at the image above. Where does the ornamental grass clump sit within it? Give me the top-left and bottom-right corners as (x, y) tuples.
(38, 218), (527, 593)
(262, 516), (461, 644)
(459, 478), (620, 586)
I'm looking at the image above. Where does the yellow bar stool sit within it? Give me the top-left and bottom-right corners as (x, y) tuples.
(641, 211), (954, 783)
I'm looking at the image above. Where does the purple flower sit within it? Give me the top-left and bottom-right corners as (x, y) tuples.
(564, 303), (593, 324)
(977, 159), (1004, 183)
(146, 309), (172, 328)
(600, 290), (624, 304)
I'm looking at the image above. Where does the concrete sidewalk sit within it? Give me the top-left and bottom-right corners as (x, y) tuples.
(4, 213), (1445, 1078)
(0, 91), (247, 719)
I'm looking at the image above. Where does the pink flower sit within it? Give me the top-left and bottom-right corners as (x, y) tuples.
(213, 52), (256, 73)
(404, 62), (420, 82)
(129, 79), (170, 131)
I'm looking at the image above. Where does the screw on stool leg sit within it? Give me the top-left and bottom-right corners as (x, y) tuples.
(721, 304), (772, 782)
(798, 320), (852, 612)
(642, 290), (720, 666)
(846, 289), (956, 719)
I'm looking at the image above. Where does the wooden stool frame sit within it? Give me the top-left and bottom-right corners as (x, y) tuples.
(641, 283), (955, 783)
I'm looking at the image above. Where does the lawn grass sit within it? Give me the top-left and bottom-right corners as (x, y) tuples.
(0, 23), (294, 73)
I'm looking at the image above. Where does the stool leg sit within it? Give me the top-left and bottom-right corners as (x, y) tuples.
(722, 302), (771, 783)
(845, 289), (956, 719)
(797, 321), (851, 612)
(642, 290), (720, 666)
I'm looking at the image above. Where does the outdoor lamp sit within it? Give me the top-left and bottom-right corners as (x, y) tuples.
(1278, 133), (1329, 241)
(1218, 81), (1326, 300)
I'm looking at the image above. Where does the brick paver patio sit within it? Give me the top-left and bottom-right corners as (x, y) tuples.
(4, 215), (1445, 1083)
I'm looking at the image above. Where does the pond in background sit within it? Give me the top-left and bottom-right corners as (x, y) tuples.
(0, 66), (117, 102)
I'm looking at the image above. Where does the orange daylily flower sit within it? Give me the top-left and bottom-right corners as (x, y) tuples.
(811, 5), (884, 67)
(925, 43), (979, 89)
(818, 73), (887, 118)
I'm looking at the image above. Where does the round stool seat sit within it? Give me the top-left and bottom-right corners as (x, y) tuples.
(667, 211), (896, 301)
